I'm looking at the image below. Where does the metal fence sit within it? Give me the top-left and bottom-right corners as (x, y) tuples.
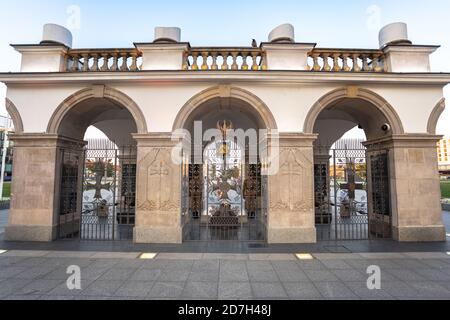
(315, 145), (392, 241)
(80, 145), (136, 241)
(0, 200), (9, 210)
(315, 148), (370, 241)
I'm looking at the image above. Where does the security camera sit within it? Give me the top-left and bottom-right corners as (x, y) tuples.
(381, 123), (391, 132)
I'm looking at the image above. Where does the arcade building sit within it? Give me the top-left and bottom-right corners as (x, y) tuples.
(0, 22), (448, 244)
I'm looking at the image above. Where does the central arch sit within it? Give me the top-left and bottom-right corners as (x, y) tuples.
(178, 86), (275, 242)
(173, 86), (278, 131)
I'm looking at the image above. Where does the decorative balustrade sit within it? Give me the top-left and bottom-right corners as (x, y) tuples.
(62, 47), (387, 73)
(307, 49), (386, 72)
(183, 48), (267, 71)
(65, 49), (142, 72)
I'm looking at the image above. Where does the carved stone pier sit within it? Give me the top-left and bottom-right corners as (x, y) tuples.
(267, 133), (317, 243)
(133, 133), (182, 244)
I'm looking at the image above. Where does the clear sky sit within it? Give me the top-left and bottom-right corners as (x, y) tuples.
(0, 0), (449, 137)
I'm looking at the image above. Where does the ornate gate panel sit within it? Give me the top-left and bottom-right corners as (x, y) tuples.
(58, 149), (82, 239)
(182, 163), (204, 240)
(189, 164), (203, 218)
(80, 144), (136, 241)
(368, 151), (392, 239)
(315, 148), (369, 240)
(182, 138), (267, 242)
(315, 147), (392, 241)
(314, 162), (331, 225)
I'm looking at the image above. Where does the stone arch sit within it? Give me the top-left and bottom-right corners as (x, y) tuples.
(47, 85), (148, 134)
(303, 87), (404, 135)
(172, 85), (278, 131)
(427, 98), (446, 134)
(5, 98), (24, 133)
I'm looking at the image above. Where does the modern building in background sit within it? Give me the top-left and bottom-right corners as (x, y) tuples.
(0, 22), (449, 245)
(438, 138), (450, 175)
(438, 138), (450, 164)
(0, 116), (14, 209)
(0, 129), (13, 181)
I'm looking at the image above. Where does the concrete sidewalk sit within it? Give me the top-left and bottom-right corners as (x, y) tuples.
(1, 249), (450, 300)
(0, 211), (449, 254)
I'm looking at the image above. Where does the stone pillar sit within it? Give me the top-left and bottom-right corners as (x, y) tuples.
(5, 134), (85, 242)
(365, 134), (446, 242)
(261, 43), (316, 71)
(135, 43), (189, 71)
(133, 133), (182, 244)
(267, 133), (317, 243)
(382, 45), (439, 73)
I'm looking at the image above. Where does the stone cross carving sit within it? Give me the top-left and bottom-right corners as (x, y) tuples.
(149, 160), (169, 210)
(280, 151), (302, 208)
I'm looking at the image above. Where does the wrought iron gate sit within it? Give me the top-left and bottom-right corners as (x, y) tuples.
(79, 143), (136, 241)
(368, 151), (392, 238)
(182, 139), (267, 242)
(58, 149), (82, 239)
(315, 147), (392, 241)
(58, 142), (137, 241)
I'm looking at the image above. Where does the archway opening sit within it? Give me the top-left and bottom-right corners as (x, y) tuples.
(180, 97), (269, 242)
(0, 112), (14, 210)
(435, 96), (450, 202)
(56, 96), (138, 241)
(2, 98), (24, 209)
(312, 96), (394, 241)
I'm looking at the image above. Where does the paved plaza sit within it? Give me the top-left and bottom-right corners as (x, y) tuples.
(1, 250), (450, 300)
(0, 211), (449, 300)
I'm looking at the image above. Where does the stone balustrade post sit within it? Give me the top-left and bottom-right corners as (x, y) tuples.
(135, 43), (190, 71)
(382, 45), (439, 73)
(261, 43), (316, 71)
(12, 44), (69, 73)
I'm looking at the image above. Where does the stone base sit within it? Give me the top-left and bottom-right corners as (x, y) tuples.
(268, 227), (316, 244)
(134, 226), (182, 244)
(393, 225), (446, 242)
(5, 225), (57, 242)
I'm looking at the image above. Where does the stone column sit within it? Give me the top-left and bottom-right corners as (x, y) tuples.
(5, 134), (85, 242)
(133, 133), (182, 244)
(365, 134), (445, 242)
(267, 133), (317, 243)
(135, 43), (189, 71)
(261, 43), (316, 71)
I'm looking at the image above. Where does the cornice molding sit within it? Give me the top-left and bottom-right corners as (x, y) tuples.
(1, 71), (450, 86)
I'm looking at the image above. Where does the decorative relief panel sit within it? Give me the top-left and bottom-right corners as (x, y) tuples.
(136, 148), (180, 213)
(269, 147), (313, 213)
